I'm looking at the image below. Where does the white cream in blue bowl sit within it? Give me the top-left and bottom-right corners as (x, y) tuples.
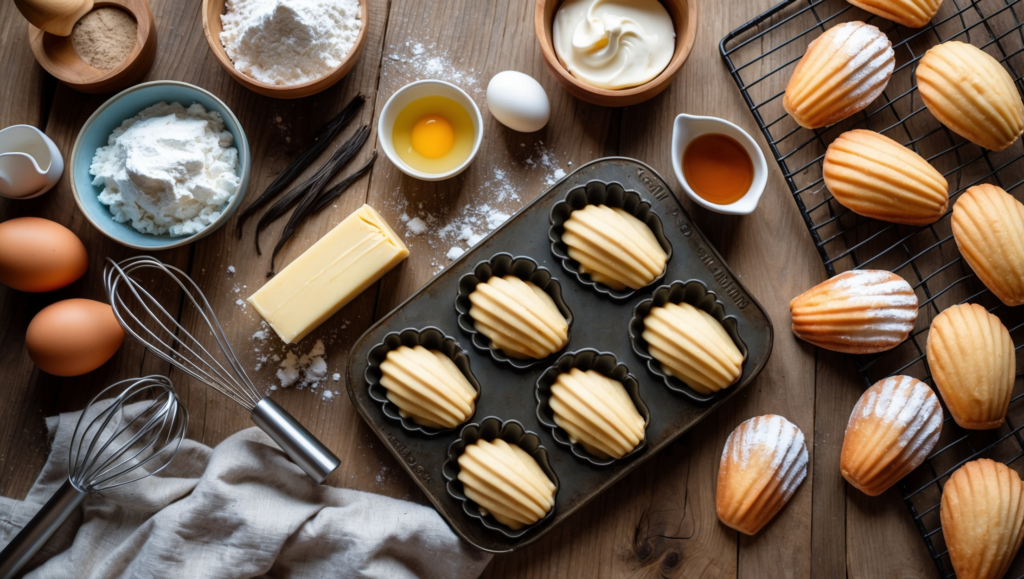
(70, 81), (251, 250)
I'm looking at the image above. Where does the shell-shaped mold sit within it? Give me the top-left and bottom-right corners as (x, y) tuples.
(840, 375), (942, 496)
(629, 280), (747, 403)
(535, 349), (650, 466)
(926, 303), (1014, 430)
(443, 417), (559, 537)
(455, 254), (572, 369)
(941, 459), (1024, 579)
(549, 181), (672, 299)
(364, 327), (481, 435)
(716, 414), (810, 535)
(789, 270), (918, 354)
(917, 41), (1024, 151)
(847, 0), (943, 27)
(952, 184), (1024, 306)
(783, 21), (895, 129)
(823, 129), (949, 225)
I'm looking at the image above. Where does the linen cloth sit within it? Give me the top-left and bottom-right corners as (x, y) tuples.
(0, 401), (491, 579)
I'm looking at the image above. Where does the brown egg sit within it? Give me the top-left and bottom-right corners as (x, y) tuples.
(26, 299), (125, 377)
(0, 217), (88, 292)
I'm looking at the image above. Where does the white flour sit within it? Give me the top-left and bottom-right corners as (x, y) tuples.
(90, 102), (239, 237)
(220, 0), (361, 86)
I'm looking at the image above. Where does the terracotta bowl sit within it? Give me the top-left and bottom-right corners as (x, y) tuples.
(27, 0), (157, 95)
(201, 0), (368, 99)
(534, 0), (696, 107)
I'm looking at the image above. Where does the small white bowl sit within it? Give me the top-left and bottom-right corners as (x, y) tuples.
(670, 114), (768, 215)
(378, 80), (484, 181)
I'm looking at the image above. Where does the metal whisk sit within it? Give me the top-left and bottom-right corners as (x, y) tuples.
(0, 376), (187, 579)
(103, 255), (340, 483)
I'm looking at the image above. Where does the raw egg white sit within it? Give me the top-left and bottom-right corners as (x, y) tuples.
(26, 299), (124, 377)
(0, 217), (88, 292)
(486, 71), (550, 133)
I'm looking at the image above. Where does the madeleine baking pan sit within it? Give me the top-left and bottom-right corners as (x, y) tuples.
(347, 157), (773, 553)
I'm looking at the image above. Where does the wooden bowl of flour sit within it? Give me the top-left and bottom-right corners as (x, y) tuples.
(202, 0), (368, 99)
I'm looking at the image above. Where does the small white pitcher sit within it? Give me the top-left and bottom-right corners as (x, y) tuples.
(0, 125), (64, 200)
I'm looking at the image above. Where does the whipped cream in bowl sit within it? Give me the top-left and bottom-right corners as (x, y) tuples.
(70, 81), (251, 250)
(552, 0), (676, 90)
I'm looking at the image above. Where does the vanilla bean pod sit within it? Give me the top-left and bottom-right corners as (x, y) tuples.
(235, 94), (364, 238)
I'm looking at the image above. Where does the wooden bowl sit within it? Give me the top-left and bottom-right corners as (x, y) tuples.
(534, 0), (697, 107)
(27, 0), (157, 95)
(202, 0), (368, 99)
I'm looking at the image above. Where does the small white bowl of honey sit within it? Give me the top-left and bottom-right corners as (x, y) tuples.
(671, 114), (767, 215)
(378, 80), (483, 181)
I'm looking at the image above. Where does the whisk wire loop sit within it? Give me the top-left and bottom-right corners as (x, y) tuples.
(104, 256), (264, 410)
(67, 376), (188, 493)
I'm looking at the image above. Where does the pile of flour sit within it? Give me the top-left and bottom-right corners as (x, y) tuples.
(90, 101), (240, 237)
(220, 0), (361, 86)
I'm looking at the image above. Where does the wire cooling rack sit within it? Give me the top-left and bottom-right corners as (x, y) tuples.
(722, 0), (1024, 576)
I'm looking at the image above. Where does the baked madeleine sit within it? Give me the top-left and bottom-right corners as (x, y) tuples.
(823, 129), (948, 225)
(562, 204), (668, 291)
(840, 375), (942, 496)
(952, 184), (1024, 306)
(550, 368), (646, 460)
(378, 345), (477, 429)
(941, 459), (1024, 579)
(790, 270), (918, 354)
(457, 438), (556, 530)
(716, 415), (809, 535)
(783, 21), (894, 128)
(469, 275), (569, 360)
(642, 302), (744, 395)
(847, 0), (943, 28)
(927, 303), (1014, 430)
(917, 41), (1024, 151)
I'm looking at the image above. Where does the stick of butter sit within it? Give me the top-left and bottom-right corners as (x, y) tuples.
(248, 204), (409, 344)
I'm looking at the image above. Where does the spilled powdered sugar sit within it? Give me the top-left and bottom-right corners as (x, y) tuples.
(248, 328), (340, 401)
(724, 415), (809, 499)
(385, 40), (481, 91)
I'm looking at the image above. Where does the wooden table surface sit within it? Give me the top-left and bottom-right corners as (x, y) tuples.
(0, 0), (945, 576)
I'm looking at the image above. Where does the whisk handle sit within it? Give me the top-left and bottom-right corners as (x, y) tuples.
(0, 480), (86, 579)
(251, 398), (340, 484)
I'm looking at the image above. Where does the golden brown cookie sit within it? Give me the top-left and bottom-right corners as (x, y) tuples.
(642, 302), (744, 395)
(562, 204), (668, 291)
(926, 303), (1014, 430)
(941, 459), (1024, 579)
(847, 0), (943, 28)
(823, 129), (948, 225)
(952, 184), (1024, 306)
(917, 41), (1024, 151)
(379, 345), (477, 429)
(840, 375), (942, 496)
(550, 368), (645, 460)
(790, 270), (918, 354)
(457, 438), (556, 530)
(783, 21), (894, 128)
(469, 275), (568, 360)
(716, 415), (809, 535)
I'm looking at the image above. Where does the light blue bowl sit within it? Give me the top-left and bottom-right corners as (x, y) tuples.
(70, 81), (251, 250)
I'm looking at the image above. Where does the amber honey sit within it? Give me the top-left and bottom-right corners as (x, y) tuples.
(682, 133), (754, 205)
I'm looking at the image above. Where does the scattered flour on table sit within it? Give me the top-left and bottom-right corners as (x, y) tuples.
(385, 40), (480, 90)
(227, 265), (235, 274)
(90, 102), (240, 237)
(392, 143), (568, 268)
(220, 0), (361, 86)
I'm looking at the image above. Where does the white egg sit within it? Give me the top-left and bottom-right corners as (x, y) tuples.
(486, 71), (550, 133)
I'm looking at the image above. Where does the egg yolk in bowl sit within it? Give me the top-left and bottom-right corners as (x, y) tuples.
(393, 95), (474, 174)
